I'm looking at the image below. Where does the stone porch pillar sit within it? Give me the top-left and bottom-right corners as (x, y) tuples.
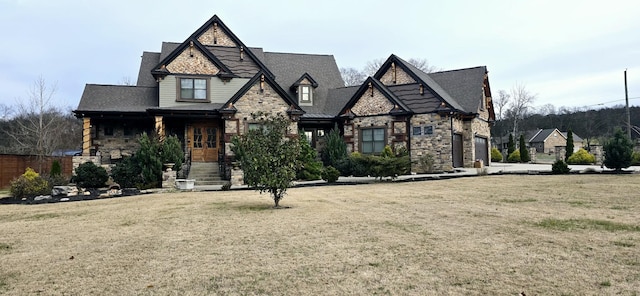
(82, 117), (92, 156)
(155, 116), (165, 140)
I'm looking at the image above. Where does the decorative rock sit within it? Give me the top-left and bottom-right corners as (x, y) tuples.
(34, 195), (52, 201)
(52, 186), (69, 197)
(108, 189), (122, 196)
(60, 198), (70, 202)
(83, 191), (91, 196)
(67, 186), (79, 197)
(109, 184), (121, 190)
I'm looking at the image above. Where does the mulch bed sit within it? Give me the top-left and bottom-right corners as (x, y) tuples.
(0, 188), (145, 205)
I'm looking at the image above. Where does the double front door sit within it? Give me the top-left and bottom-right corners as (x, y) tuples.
(189, 121), (220, 162)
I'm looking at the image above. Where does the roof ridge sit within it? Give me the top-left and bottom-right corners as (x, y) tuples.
(431, 66), (486, 74)
(86, 84), (156, 88)
(264, 51), (334, 57)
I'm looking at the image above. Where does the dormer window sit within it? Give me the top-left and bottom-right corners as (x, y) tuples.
(299, 85), (312, 106)
(178, 77), (209, 101)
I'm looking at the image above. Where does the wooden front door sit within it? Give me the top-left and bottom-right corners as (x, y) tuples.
(452, 133), (463, 168)
(189, 122), (219, 162)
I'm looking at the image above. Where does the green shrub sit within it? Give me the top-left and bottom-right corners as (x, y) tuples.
(110, 156), (144, 188)
(491, 147), (503, 162)
(632, 151), (640, 166)
(161, 135), (184, 172)
(10, 168), (51, 199)
(50, 160), (62, 177)
(380, 145), (394, 158)
(320, 126), (347, 167)
(73, 162), (108, 188)
(45, 174), (69, 187)
(603, 128), (633, 171)
(416, 153), (435, 173)
(552, 160), (571, 174)
(519, 135), (530, 162)
(507, 150), (520, 163)
(322, 166), (340, 183)
(137, 133), (162, 188)
(567, 148), (596, 165)
(296, 133), (324, 181)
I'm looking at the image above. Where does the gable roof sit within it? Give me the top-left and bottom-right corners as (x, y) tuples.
(226, 70), (303, 113)
(76, 85), (157, 113)
(373, 55), (466, 113)
(529, 128), (564, 143)
(339, 77), (411, 116)
(428, 66), (488, 114)
(290, 73), (319, 89)
(151, 39), (233, 78)
(184, 15), (275, 78)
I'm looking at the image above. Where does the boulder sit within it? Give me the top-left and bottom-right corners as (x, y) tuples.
(34, 195), (52, 201)
(52, 186), (69, 197)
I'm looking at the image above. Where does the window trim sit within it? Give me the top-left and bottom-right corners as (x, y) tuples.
(298, 85), (313, 106)
(176, 77), (211, 102)
(360, 127), (386, 154)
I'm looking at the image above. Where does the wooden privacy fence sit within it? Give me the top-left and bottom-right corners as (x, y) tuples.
(0, 154), (73, 189)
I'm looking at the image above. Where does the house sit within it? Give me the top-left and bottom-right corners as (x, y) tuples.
(528, 128), (583, 154)
(73, 14), (495, 184)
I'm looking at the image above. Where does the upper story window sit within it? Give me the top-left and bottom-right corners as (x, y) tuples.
(178, 78), (209, 101)
(361, 127), (385, 154)
(299, 85), (312, 106)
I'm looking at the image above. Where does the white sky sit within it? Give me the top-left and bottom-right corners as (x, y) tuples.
(0, 0), (639, 112)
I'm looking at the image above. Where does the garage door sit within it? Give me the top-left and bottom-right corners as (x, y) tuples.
(474, 136), (489, 165)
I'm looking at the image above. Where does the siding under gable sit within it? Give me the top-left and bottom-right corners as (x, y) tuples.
(159, 76), (250, 107)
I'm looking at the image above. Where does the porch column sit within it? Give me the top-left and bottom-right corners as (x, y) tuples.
(82, 117), (92, 156)
(155, 116), (165, 141)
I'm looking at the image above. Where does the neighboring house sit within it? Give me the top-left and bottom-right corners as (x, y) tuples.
(528, 128), (583, 154)
(73, 14), (495, 183)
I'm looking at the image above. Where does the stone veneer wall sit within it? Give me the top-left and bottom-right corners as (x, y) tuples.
(352, 87), (394, 116)
(166, 47), (220, 75)
(224, 80), (297, 185)
(379, 66), (416, 85)
(92, 126), (141, 164)
(350, 115), (398, 154)
(197, 25), (237, 47)
(410, 113), (453, 172)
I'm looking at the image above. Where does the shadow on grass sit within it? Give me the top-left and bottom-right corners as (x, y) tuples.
(535, 218), (640, 232)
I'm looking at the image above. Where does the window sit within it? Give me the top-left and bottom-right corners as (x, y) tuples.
(179, 78), (208, 101)
(299, 85), (312, 105)
(412, 126), (422, 136)
(361, 128), (385, 154)
(424, 126), (433, 135)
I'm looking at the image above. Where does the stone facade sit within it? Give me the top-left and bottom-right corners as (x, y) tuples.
(197, 24), (237, 47)
(379, 65), (416, 85)
(350, 115), (398, 154)
(166, 47), (221, 75)
(351, 87), (394, 116)
(410, 113), (453, 172)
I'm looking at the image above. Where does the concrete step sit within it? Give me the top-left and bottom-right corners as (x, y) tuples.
(194, 180), (229, 186)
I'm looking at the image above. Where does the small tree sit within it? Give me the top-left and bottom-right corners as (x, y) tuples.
(137, 133), (163, 187)
(519, 135), (530, 162)
(565, 129), (574, 161)
(507, 134), (516, 155)
(491, 147), (503, 162)
(321, 126), (347, 168)
(10, 167), (50, 199)
(507, 150), (521, 163)
(231, 113), (301, 208)
(603, 128), (633, 172)
(161, 135), (184, 172)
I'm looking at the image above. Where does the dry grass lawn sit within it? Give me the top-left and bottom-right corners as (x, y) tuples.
(1, 174), (639, 295)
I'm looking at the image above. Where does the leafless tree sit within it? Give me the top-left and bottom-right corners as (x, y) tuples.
(119, 76), (134, 86)
(0, 103), (13, 120)
(536, 103), (556, 116)
(7, 76), (68, 172)
(407, 58), (441, 73)
(494, 90), (510, 121)
(363, 58), (386, 77)
(506, 83), (536, 136)
(339, 67), (367, 87)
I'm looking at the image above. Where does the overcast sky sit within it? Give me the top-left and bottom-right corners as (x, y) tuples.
(1, 0), (639, 113)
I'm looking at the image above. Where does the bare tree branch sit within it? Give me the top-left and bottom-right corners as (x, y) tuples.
(339, 67), (366, 87)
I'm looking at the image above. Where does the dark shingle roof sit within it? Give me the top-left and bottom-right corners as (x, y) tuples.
(76, 85), (157, 113)
(324, 86), (358, 116)
(206, 46), (262, 78)
(530, 128), (562, 143)
(428, 66), (487, 114)
(387, 84), (441, 114)
(263, 52), (345, 115)
(137, 52), (160, 87)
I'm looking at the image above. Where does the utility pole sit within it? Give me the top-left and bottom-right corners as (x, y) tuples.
(625, 69), (631, 140)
